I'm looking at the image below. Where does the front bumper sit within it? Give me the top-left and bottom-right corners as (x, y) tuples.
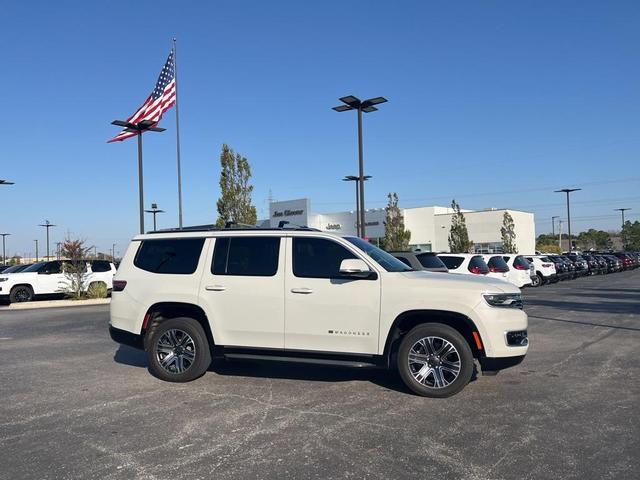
(109, 325), (144, 350)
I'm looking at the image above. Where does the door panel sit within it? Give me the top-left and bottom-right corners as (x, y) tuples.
(284, 236), (380, 354)
(199, 236), (285, 348)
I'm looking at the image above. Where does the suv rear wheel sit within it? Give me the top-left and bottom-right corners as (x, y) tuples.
(531, 273), (543, 287)
(146, 317), (212, 382)
(397, 323), (474, 398)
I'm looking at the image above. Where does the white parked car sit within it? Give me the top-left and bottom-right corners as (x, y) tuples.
(524, 255), (558, 287)
(110, 229), (528, 398)
(437, 254), (490, 277)
(500, 255), (534, 288)
(0, 260), (116, 304)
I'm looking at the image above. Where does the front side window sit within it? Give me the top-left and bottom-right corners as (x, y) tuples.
(135, 238), (205, 274)
(293, 237), (359, 278)
(212, 236), (280, 276)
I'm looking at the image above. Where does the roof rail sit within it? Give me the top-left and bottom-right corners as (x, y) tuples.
(147, 224), (321, 234)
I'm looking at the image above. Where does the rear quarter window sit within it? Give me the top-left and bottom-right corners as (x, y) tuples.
(438, 256), (464, 270)
(134, 238), (205, 274)
(468, 256), (490, 273)
(416, 254), (446, 269)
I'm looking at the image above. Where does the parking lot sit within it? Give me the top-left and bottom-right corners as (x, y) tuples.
(1, 271), (638, 480)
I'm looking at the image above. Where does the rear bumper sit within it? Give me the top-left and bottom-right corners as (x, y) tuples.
(109, 325), (144, 350)
(480, 355), (525, 374)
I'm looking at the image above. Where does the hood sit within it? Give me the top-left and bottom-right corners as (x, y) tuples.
(397, 270), (519, 294)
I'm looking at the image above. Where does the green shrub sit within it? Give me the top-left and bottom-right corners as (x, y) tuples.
(86, 282), (108, 299)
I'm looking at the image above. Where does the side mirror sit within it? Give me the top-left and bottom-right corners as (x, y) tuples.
(339, 259), (374, 279)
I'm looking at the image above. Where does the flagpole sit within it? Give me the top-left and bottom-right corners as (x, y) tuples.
(173, 37), (184, 229)
(137, 132), (145, 234)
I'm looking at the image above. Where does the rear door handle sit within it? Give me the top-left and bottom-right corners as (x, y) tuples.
(205, 285), (226, 291)
(291, 287), (313, 294)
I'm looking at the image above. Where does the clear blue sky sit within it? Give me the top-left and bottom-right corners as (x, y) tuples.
(1, 0), (639, 257)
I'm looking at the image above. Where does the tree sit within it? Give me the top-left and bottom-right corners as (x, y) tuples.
(60, 238), (91, 299)
(383, 193), (411, 251)
(536, 244), (562, 254)
(500, 211), (518, 253)
(622, 220), (640, 250)
(215, 144), (257, 228)
(576, 229), (612, 250)
(448, 199), (473, 253)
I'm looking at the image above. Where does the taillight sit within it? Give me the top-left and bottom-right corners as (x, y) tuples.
(113, 280), (127, 292)
(514, 264), (527, 270)
(469, 266), (486, 274)
(542, 263), (552, 267)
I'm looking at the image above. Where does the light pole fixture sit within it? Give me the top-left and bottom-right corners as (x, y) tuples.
(554, 188), (581, 251)
(0, 179), (14, 185)
(112, 243), (117, 263)
(38, 220), (56, 260)
(34, 239), (39, 262)
(0, 233), (10, 265)
(111, 119), (166, 234)
(145, 202), (165, 231)
(342, 175), (371, 237)
(614, 208), (631, 228)
(333, 95), (387, 239)
(551, 216), (559, 237)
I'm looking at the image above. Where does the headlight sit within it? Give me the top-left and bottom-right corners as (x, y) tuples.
(0, 277), (8, 282)
(483, 293), (523, 309)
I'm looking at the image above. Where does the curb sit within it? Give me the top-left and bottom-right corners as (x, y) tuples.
(0, 298), (111, 311)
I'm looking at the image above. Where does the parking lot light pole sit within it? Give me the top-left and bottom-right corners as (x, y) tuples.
(333, 95), (387, 239)
(558, 220), (563, 249)
(111, 120), (166, 234)
(551, 216), (559, 237)
(34, 239), (39, 262)
(145, 203), (165, 231)
(112, 243), (116, 263)
(343, 175), (371, 236)
(554, 188), (581, 251)
(614, 208), (630, 228)
(0, 233), (10, 265)
(38, 220), (56, 260)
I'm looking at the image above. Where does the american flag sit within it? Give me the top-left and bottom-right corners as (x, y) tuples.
(108, 50), (176, 142)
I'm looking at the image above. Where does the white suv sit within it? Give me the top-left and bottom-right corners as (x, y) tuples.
(524, 255), (557, 287)
(109, 228), (528, 398)
(0, 260), (116, 304)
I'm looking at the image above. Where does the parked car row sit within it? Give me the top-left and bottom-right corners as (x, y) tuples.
(0, 260), (116, 304)
(389, 250), (640, 289)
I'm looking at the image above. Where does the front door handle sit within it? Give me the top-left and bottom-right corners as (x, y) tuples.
(291, 287), (313, 294)
(205, 285), (226, 291)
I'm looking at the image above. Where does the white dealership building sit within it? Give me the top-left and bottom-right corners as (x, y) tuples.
(260, 198), (536, 254)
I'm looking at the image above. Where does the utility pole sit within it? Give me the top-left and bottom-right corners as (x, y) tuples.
(558, 220), (563, 249)
(112, 243), (116, 263)
(0, 233), (10, 265)
(56, 242), (62, 260)
(34, 239), (39, 262)
(551, 216), (559, 237)
(614, 208), (631, 228)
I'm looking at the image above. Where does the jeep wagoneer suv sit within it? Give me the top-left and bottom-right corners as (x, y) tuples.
(109, 227), (528, 398)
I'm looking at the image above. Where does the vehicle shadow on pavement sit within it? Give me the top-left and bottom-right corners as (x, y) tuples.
(114, 345), (148, 367)
(525, 298), (640, 315)
(528, 314), (640, 332)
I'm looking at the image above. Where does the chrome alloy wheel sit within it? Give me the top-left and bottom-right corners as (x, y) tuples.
(407, 336), (461, 389)
(155, 329), (196, 374)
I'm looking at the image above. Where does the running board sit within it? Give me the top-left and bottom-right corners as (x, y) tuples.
(223, 353), (378, 368)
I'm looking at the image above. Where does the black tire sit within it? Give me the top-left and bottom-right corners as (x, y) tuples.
(10, 285), (33, 303)
(531, 273), (543, 287)
(397, 323), (474, 398)
(146, 317), (211, 382)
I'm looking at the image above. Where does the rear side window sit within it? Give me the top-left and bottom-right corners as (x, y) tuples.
(439, 256), (464, 270)
(468, 256), (490, 274)
(417, 253), (446, 269)
(135, 238), (205, 274)
(395, 256), (413, 268)
(91, 260), (111, 272)
(293, 237), (357, 278)
(212, 237), (280, 276)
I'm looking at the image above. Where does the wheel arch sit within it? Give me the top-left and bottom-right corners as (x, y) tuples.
(383, 310), (485, 367)
(143, 302), (215, 352)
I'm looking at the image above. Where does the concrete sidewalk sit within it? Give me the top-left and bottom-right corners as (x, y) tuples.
(0, 298), (110, 311)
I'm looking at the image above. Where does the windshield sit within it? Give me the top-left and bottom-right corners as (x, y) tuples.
(3, 265), (27, 273)
(345, 237), (412, 272)
(22, 262), (46, 273)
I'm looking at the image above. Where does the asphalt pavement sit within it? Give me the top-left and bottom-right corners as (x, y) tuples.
(0, 270), (638, 480)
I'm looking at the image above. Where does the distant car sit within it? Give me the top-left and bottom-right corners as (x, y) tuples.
(564, 253), (589, 276)
(501, 255), (534, 288)
(524, 255), (558, 286)
(547, 255), (572, 280)
(613, 252), (635, 270)
(437, 254), (490, 276)
(390, 251), (449, 273)
(581, 253), (606, 275)
(597, 255), (621, 273)
(0, 259), (116, 304)
(482, 255), (510, 282)
(0, 264), (32, 274)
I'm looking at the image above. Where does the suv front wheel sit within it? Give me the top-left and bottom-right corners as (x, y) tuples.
(146, 317), (212, 382)
(397, 323), (474, 398)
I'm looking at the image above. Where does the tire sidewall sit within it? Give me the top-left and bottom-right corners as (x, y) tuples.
(397, 323), (474, 398)
(10, 285), (33, 303)
(146, 317), (211, 382)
